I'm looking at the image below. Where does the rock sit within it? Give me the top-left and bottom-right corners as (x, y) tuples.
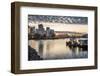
(28, 46), (43, 60)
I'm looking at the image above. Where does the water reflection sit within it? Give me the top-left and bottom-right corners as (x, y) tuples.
(38, 40), (44, 57)
(28, 39), (88, 60)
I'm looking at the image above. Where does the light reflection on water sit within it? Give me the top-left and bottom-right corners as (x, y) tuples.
(28, 39), (88, 60)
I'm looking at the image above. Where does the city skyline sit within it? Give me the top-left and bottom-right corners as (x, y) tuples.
(28, 15), (88, 33)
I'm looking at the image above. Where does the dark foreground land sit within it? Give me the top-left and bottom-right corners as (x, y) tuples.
(28, 46), (43, 61)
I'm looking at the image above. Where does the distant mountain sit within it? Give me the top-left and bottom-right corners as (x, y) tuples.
(55, 31), (86, 34)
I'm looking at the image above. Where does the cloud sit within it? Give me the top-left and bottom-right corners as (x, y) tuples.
(28, 15), (88, 24)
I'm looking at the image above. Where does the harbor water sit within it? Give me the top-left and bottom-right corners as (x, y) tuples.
(28, 39), (88, 60)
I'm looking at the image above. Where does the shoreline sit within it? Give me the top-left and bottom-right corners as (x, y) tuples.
(29, 37), (87, 40)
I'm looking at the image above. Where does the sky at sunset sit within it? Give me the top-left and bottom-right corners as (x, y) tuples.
(28, 15), (88, 33)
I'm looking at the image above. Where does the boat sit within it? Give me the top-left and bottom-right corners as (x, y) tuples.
(66, 38), (88, 48)
(78, 38), (88, 48)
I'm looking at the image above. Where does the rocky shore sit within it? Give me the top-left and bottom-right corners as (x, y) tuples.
(28, 46), (43, 61)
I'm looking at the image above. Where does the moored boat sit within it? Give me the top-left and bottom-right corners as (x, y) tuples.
(66, 38), (88, 48)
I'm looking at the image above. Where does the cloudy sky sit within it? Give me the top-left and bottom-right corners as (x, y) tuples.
(28, 15), (88, 33)
(28, 15), (88, 24)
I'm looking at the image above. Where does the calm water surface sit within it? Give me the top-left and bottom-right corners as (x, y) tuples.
(28, 39), (88, 60)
